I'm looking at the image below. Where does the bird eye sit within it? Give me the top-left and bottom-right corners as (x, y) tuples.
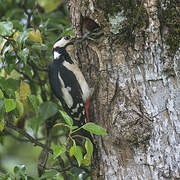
(64, 36), (71, 40)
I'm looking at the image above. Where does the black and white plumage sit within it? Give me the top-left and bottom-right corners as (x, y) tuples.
(49, 36), (91, 126)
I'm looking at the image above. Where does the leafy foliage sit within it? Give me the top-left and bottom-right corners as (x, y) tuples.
(82, 122), (108, 135)
(0, 0), (107, 179)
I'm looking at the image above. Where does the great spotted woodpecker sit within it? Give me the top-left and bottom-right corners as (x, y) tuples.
(49, 36), (91, 127)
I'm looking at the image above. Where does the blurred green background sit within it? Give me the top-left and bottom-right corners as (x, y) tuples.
(0, 0), (80, 179)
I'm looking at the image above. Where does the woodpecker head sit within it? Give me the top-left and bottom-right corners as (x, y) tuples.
(52, 36), (75, 60)
(53, 36), (73, 51)
(52, 35), (86, 61)
(53, 36), (73, 49)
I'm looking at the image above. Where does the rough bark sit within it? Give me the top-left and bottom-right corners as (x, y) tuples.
(68, 0), (180, 179)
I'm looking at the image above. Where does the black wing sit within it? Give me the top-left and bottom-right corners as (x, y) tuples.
(49, 59), (86, 125)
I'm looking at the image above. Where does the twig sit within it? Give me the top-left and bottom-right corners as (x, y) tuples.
(22, 0), (33, 28)
(28, 61), (48, 72)
(5, 121), (53, 153)
(3, 36), (22, 60)
(14, 67), (35, 83)
(5, 129), (66, 142)
(42, 166), (72, 173)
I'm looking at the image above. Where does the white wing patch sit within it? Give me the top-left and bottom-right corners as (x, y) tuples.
(66, 86), (71, 92)
(71, 103), (79, 113)
(63, 61), (91, 102)
(58, 72), (73, 108)
(54, 51), (61, 60)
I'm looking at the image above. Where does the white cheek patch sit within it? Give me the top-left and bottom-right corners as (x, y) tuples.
(54, 51), (61, 59)
(54, 38), (68, 48)
(58, 73), (73, 108)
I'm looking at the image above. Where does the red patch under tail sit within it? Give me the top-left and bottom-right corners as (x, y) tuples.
(85, 98), (91, 123)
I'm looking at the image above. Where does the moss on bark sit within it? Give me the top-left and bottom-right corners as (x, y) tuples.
(158, 0), (180, 54)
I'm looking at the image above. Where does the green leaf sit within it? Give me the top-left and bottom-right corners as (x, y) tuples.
(17, 48), (29, 64)
(1, 44), (11, 59)
(0, 89), (4, 99)
(28, 95), (39, 114)
(39, 101), (58, 121)
(40, 170), (58, 179)
(69, 143), (83, 167)
(0, 100), (4, 110)
(0, 38), (7, 54)
(53, 145), (66, 159)
(0, 120), (5, 132)
(4, 99), (16, 112)
(31, 43), (48, 51)
(0, 173), (12, 180)
(12, 20), (24, 32)
(59, 110), (73, 126)
(82, 122), (107, 135)
(0, 78), (19, 98)
(0, 21), (13, 36)
(17, 31), (29, 46)
(29, 29), (42, 44)
(82, 154), (91, 166)
(69, 142), (76, 157)
(37, 0), (62, 13)
(28, 116), (42, 135)
(0, 100), (4, 119)
(85, 138), (93, 158)
(71, 126), (78, 130)
(74, 146), (83, 167)
(82, 138), (93, 166)
(6, 78), (20, 90)
(0, 78), (19, 92)
(16, 100), (24, 118)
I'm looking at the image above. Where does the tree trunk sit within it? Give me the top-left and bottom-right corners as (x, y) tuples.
(68, 0), (180, 179)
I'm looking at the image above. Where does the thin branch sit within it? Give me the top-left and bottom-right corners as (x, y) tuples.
(4, 130), (29, 142)
(5, 130), (66, 142)
(42, 166), (72, 173)
(3, 36), (21, 60)
(22, 0), (33, 28)
(5, 121), (53, 153)
(28, 61), (48, 72)
(14, 67), (35, 83)
(5, 122), (90, 177)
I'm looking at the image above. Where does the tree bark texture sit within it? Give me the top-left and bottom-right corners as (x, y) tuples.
(68, 0), (180, 179)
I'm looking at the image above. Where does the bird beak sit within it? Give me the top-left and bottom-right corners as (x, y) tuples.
(71, 34), (89, 45)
